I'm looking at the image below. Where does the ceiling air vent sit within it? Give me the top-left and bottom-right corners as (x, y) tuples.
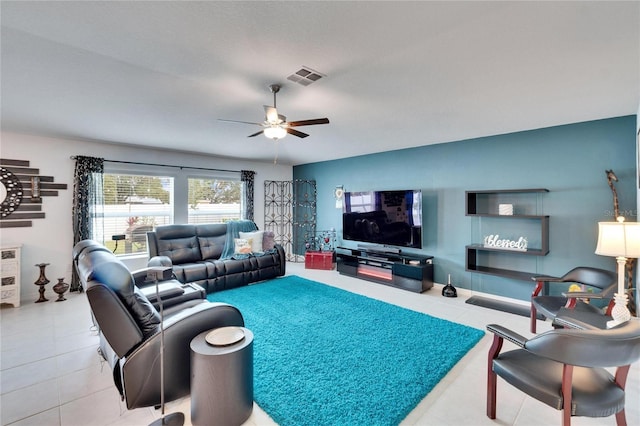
(287, 66), (325, 86)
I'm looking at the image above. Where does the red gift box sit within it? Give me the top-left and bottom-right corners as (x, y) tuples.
(305, 251), (335, 270)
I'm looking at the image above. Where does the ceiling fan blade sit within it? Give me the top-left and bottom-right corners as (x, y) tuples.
(247, 130), (264, 138)
(264, 106), (279, 123)
(218, 118), (263, 126)
(287, 118), (330, 127)
(286, 128), (309, 138)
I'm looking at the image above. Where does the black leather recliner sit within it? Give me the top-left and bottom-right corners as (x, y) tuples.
(487, 319), (640, 426)
(73, 240), (244, 409)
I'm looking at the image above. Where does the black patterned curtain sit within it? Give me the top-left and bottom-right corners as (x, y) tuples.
(241, 170), (256, 221)
(71, 156), (104, 291)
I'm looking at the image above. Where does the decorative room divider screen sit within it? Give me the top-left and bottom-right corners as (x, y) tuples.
(264, 180), (316, 262)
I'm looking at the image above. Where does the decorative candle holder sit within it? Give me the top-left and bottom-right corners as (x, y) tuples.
(53, 278), (69, 302)
(442, 274), (458, 298)
(34, 263), (50, 303)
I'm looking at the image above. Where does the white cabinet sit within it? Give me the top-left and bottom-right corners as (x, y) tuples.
(1, 244), (21, 307)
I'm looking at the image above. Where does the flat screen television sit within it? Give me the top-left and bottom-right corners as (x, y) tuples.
(342, 189), (422, 249)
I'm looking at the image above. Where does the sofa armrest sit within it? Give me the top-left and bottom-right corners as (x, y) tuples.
(148, 255), (173, 268)
(139, 281), (185, 300)
(560, 291), (605, 300)
(531, 275), (562, 283)
(486, 324), (527, 348)
(141, 281), (206, 310)
(531, 275), (566, 297)
(552, 307), (610, 330)
(274, 244), (287, 276)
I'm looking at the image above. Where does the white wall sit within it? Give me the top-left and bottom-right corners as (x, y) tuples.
(0, 132), (292, 303)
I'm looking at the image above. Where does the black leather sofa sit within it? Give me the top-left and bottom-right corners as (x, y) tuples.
(146, 222), (286, 294)
(73, 240), (244, 410)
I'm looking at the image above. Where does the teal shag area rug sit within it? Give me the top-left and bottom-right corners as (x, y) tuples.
(207, 276), (484, 426)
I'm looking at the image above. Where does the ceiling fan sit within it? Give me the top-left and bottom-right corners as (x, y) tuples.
(219, 84), (329, 140)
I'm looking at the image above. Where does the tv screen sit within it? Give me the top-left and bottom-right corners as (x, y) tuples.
(342, 190), (422, 249)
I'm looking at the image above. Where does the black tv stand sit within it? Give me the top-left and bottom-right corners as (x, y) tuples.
(336, 247), (434, 293)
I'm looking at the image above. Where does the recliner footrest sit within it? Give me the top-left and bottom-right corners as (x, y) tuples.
(140, 280), (185, 302)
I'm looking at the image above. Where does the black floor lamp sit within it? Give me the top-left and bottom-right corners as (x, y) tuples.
(111, 234), (125, 253)
(148, 267), (185, 426)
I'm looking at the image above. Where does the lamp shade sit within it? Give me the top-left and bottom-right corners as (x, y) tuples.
(595, 220), (640, 258)
(264, 126), (287, 140)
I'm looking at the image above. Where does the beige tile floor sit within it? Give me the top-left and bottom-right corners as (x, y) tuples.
(1, 262), (638, 425)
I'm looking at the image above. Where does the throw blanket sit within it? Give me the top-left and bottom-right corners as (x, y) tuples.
(220, 220), (258, 259)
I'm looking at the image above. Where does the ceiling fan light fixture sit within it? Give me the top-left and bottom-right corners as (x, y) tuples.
(264, 126), (287, 140)
(219, 82), (329, 140)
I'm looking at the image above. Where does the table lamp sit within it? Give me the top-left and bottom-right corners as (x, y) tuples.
(595, 217), (640, 328)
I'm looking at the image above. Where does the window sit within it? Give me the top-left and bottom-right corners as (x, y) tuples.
(98, 173), (174, 255)
(89, 170), (246, 256)
(187, 177), (242, 224)
(346, 191), (374, 212)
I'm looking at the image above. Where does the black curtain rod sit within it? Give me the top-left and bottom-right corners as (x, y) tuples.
(70, 156), (241, 174)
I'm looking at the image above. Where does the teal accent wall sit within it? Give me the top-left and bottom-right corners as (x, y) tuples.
(293, 116), (638, 301)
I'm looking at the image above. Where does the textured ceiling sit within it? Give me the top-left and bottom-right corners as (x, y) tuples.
(1, 1), (638, 165)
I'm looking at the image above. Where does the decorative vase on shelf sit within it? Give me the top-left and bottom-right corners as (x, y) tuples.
(53, 278), (69, 302)
(34, 263), (50, 303)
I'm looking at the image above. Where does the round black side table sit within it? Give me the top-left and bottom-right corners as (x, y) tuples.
(190, 327), (253, 426)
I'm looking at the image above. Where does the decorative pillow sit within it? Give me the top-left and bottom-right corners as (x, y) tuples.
(234, 238), (253, 254)
(239, 230), (265, 253)
(263, 231), (276, 251)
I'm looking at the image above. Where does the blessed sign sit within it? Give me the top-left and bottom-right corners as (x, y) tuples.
(483, 234), (528, 251)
